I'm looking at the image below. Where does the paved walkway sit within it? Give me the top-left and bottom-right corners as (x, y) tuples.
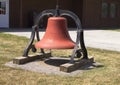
(1, 29), (120, 52)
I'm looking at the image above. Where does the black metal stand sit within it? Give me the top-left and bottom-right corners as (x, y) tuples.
(23, 25), (44, 57)
(23, 7), (88, 63)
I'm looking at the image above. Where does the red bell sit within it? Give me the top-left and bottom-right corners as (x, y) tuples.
(35, 17), (75, 49)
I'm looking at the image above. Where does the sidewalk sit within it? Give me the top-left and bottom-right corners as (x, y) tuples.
(1, 28), (120, 52)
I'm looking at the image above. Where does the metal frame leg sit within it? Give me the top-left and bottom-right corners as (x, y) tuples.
(23, 25), (45, 57)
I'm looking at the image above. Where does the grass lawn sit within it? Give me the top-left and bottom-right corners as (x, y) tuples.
(100, 27), (120, 32)
(0, 33), (120, 85)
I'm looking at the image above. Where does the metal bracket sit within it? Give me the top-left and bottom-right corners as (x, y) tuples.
(23, 8), (88, 63)
(23, 25), (44, 57)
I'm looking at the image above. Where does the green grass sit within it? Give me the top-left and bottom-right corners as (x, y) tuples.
(100, 27), (120, 32)
(0, 33), (120, 85)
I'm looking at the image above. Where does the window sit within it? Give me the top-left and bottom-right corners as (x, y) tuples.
(102, 2), (108, 18)
(101, 2), (117, 18)
(0, 1), (6, 15)
(110, 3), (117, 18)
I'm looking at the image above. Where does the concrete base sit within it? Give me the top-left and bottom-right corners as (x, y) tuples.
(60, 57), (94, 72)
(6, 56), (103, 75)
(13, 54), (95, 73)
(13, 52), (51, 64)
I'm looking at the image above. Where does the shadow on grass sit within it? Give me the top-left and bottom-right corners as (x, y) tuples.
(45, 58), (70, 66)
(45, 58), (104, 71)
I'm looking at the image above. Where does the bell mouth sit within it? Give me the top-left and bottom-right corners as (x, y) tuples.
(35, 40), (75, 49)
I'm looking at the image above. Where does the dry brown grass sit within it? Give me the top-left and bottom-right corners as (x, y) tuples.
(0, 33), (120, 85)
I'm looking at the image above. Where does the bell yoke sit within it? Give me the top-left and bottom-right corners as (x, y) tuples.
(23, 3), (88, 63)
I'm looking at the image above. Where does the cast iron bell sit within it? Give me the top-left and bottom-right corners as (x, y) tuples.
(35, 17), (75, 49)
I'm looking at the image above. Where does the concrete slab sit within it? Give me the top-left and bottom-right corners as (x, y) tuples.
(5, 57), (102, 76)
